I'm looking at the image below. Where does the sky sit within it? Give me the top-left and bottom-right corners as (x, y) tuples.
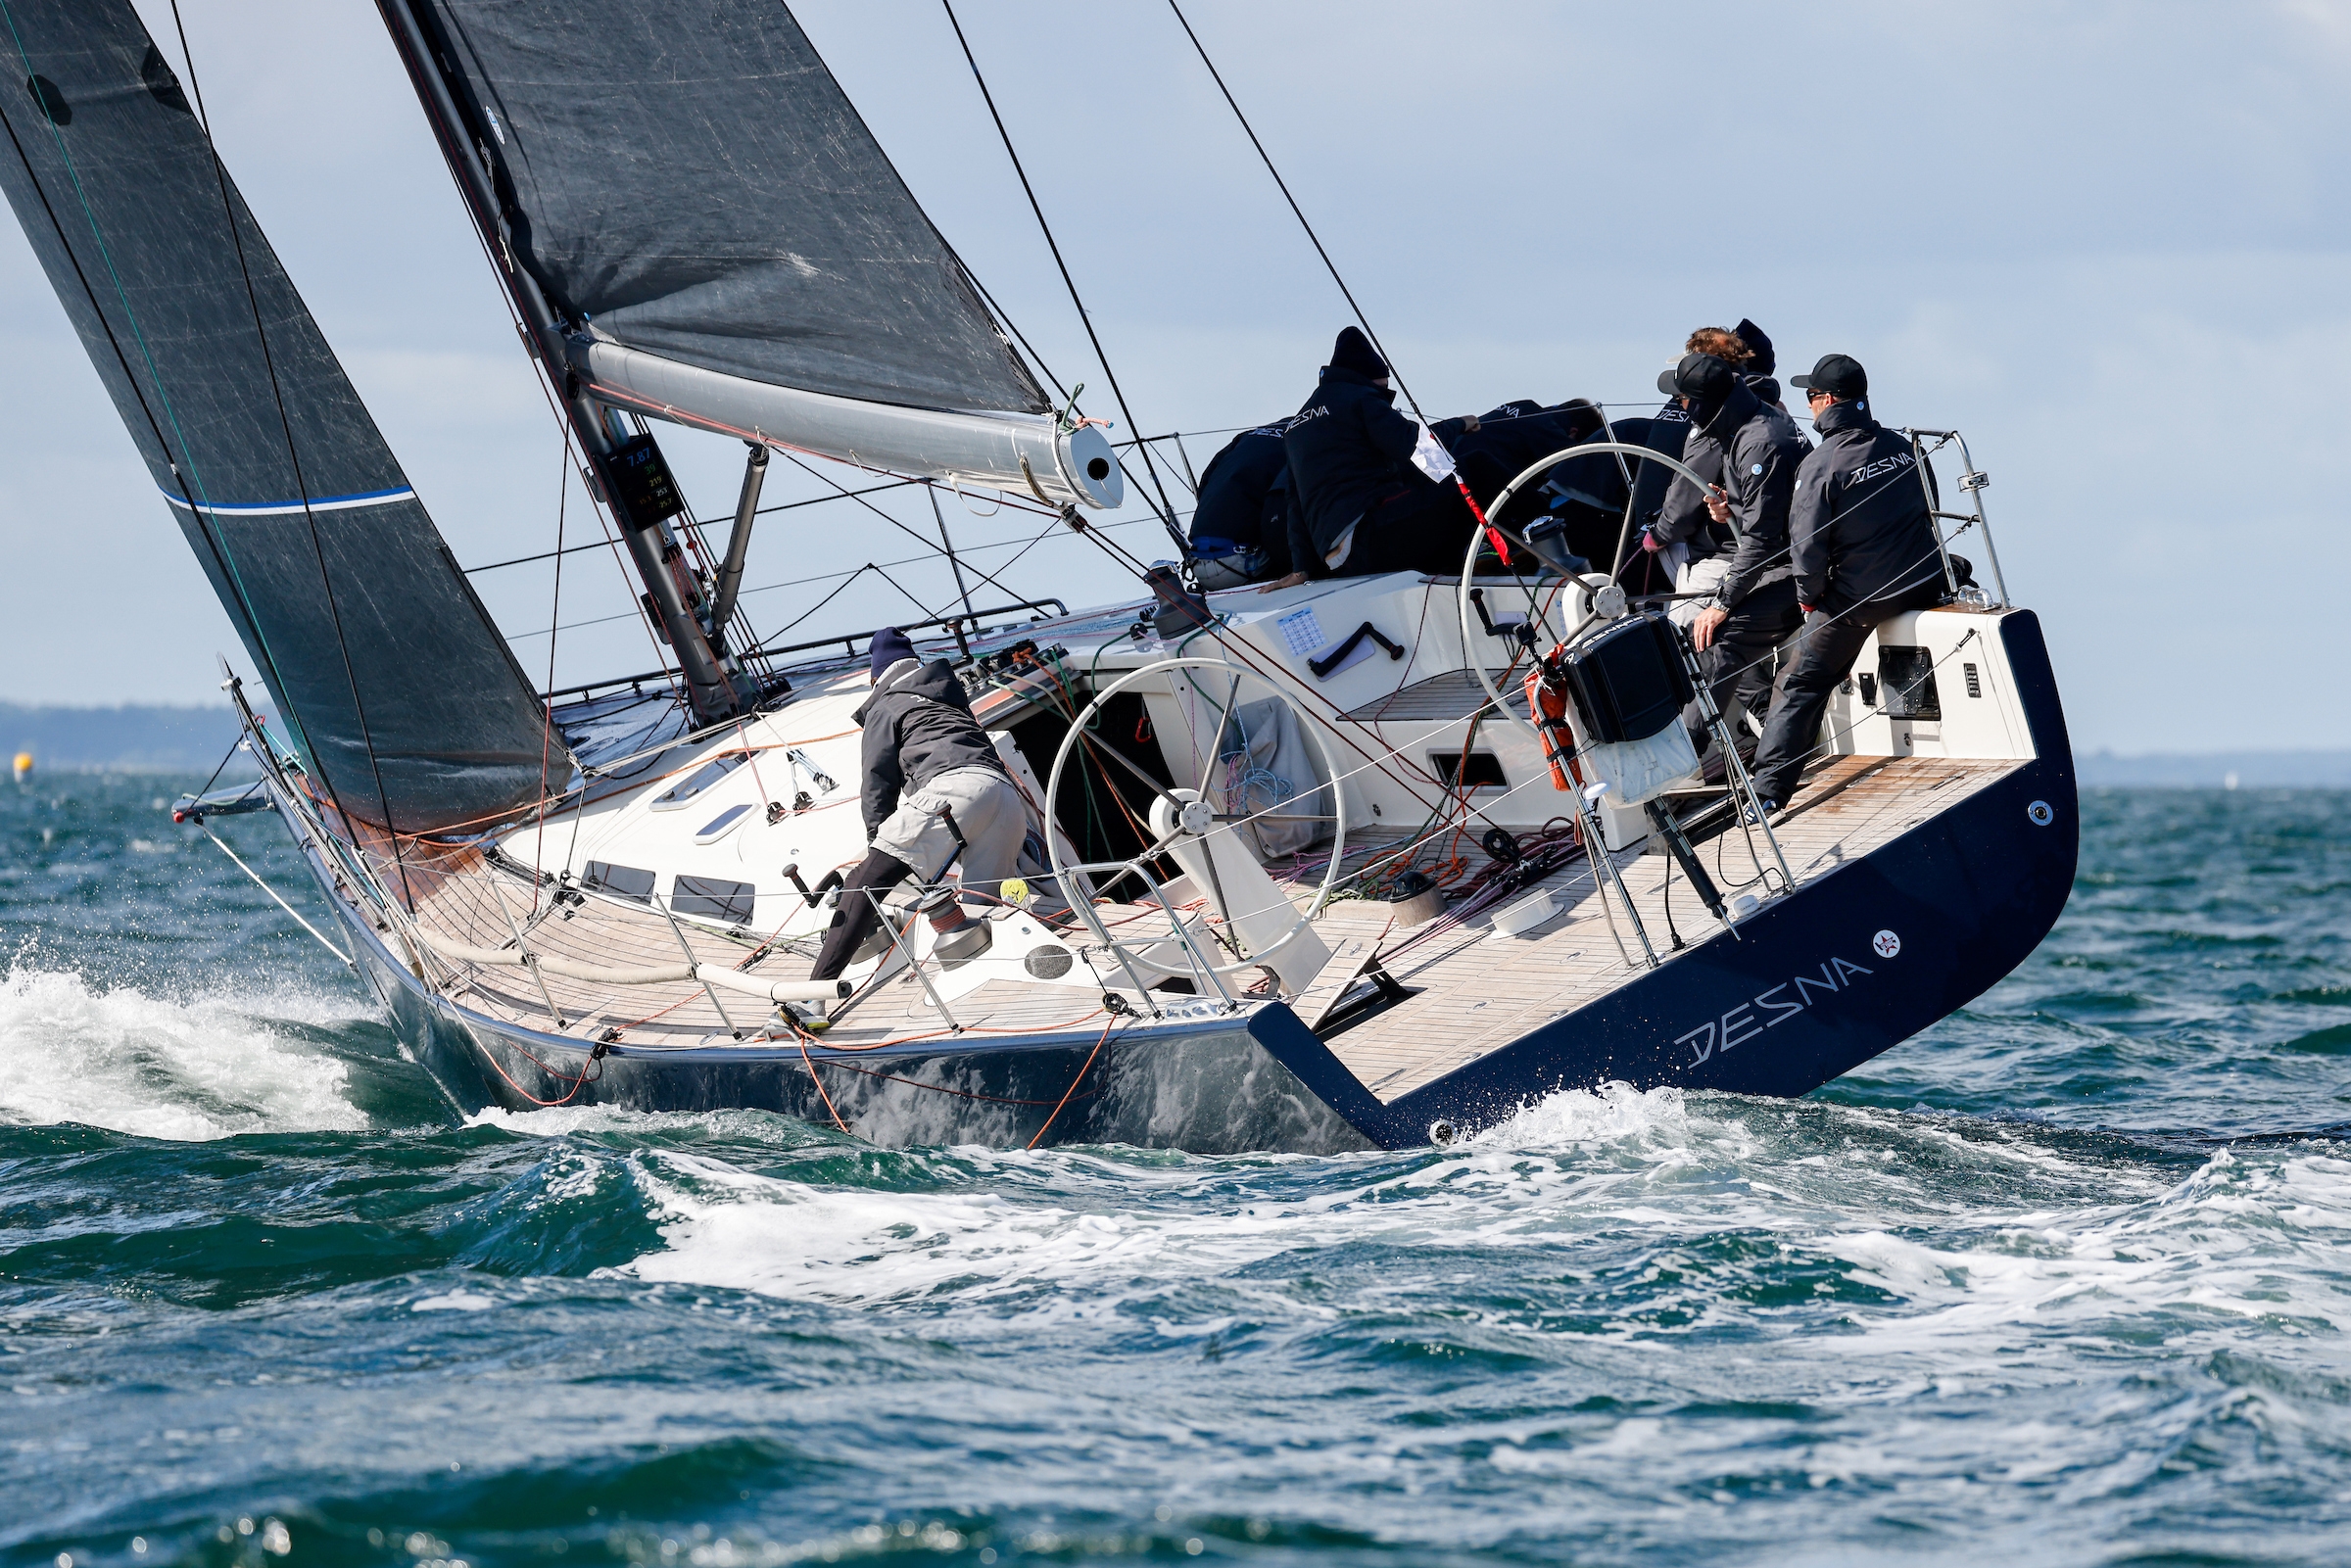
(1, 1), (2345, 754)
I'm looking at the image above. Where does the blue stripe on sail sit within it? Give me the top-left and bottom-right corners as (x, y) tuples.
(161, 485), (416, 515)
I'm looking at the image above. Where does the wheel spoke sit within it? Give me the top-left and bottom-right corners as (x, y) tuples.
(1194, 672), (1242, 799)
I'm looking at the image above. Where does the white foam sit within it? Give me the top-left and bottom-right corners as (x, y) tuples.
(0, 965), (369, 1141)
(1818, 1147), (2351, 1354)
(610, 1083), (1776, 1314)
(410, 1291), (498, 1312)
(464, 1104), (802, 1141)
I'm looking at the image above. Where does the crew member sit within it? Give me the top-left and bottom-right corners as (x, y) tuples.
(1652, 350), (1806, 757)
(1730, 317), (1789, 410)
(1639, 322), (1798, 614)
(1749, 355), (1947, 810)
(1279, 327), (1477, 579)
(1187, 419), (1296, 587)
(810, 628), (1032, 984)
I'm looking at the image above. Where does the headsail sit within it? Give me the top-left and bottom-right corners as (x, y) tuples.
(393, 0), (1123, 509)
(0, 0), (566, 832)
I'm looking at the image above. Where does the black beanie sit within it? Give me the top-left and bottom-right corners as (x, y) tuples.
(1733, 318), (1776, 377)
(867, 626), (916, 679)
(1328, 326), (1387, 379)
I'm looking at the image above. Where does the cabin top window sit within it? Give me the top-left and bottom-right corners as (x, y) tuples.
(649, 751), (750, 811)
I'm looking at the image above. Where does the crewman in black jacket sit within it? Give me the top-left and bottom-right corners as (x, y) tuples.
(1635, 322), (1786, 599)
(1654, 351), (1807, 757)
(1187, 419), (1296, 587)
(1748, 356), (1947, 809)
(810, 628), (1032, 986)
(1280, 327), (1475, 578)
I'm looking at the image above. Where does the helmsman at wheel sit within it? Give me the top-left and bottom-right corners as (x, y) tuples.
(810, 628), (1032, 983)
(1654, 350), (1807, 760)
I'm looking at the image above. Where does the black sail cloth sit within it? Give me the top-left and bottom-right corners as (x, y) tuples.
(0, 0), (563, 832)
(406, 0), (1048, 416)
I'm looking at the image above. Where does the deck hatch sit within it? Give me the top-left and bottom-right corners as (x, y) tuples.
(674, 875), (757, 924)
(693, 802), (755, 843)
(1429, 750), (1508, 789)
(581, 860), (655, 903)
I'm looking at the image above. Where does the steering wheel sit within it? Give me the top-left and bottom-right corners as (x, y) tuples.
(1042, 656), (1349, 979)
(1453, 440), (1716, 741)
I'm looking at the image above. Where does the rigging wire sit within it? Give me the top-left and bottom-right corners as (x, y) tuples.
(768, 445), (1068, 613)
(501, 512), (1163, 644)
(1162, 0), (1522, 560)
(937, 0), (1192, 563)
(168, 1), (418, 908)
(1164, 0), (1428, 425)
(529, 434), (570, 912)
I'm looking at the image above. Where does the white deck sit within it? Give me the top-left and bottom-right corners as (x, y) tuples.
(371, 749), (2013, 1098)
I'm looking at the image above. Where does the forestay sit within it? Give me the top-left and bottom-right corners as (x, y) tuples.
(0, 0), (564, 832)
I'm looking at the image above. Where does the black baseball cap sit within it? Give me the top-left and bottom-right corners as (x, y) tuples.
(1655, 352), (1736, 400)
(1792, 354), (1867, 399)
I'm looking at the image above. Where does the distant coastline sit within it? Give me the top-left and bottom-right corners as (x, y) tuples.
(2, 701), (262, 774)
(5, 701), (2346, 787)
(2074, 749), (2351, 788)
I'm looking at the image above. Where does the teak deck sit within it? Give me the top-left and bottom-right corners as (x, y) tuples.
(1297, 755), (2018, 1101)
(375, 753), (2016, 1088)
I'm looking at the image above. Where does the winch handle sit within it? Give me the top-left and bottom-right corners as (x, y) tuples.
(929, 804), (971, 886)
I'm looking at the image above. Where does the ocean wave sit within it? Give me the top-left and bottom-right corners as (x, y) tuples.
(0, 964), (371, 1140)
(602, 1085), (2167, 1324)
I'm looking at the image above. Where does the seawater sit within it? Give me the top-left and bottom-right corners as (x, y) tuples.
(4, 775), (2348, 1566)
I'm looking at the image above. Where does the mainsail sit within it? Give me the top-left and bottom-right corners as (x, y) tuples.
(0, 0), (565, 832)
(387, 0), (1123, 510)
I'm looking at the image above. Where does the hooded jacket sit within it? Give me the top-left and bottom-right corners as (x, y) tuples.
(1649, 367), (1803, 564)
(1790, 400), (1944, 614)
(1282, 364), (1442, 558)
(1655, 380), (1805, 610)
(851, 658), (1007, 836)
(1188, 421), (1294, 552)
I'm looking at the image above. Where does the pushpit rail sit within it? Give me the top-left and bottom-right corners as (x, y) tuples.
(1901, 427), (2010, 608)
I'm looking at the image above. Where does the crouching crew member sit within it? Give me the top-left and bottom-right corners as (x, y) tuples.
(1654, 350), (1806, 757)
(1186, 419), (1296, 588)
(1749, 355), (1947, 810)
(1279, 327), (1476, 579)
(811, 628), (1031, 983)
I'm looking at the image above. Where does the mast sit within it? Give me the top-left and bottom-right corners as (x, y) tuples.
(375, 0), (742, 724)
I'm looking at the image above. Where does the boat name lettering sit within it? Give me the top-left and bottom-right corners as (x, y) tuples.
(1676, 955), (1878, 1067)
(1847, 451), (1916, 487)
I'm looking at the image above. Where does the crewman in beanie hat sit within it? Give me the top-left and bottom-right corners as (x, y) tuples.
(1273, 326), (1480, 581)
(1328, 324), (1387, 380)
(1648, 343), (1808, 763)
(807, 627), (1037, 994)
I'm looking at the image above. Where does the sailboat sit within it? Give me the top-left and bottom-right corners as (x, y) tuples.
(0, 0), (2075, 1152)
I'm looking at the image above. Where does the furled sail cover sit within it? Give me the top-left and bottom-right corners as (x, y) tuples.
(410, 0), (1049, 415)
(0, 0), (565, 832)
